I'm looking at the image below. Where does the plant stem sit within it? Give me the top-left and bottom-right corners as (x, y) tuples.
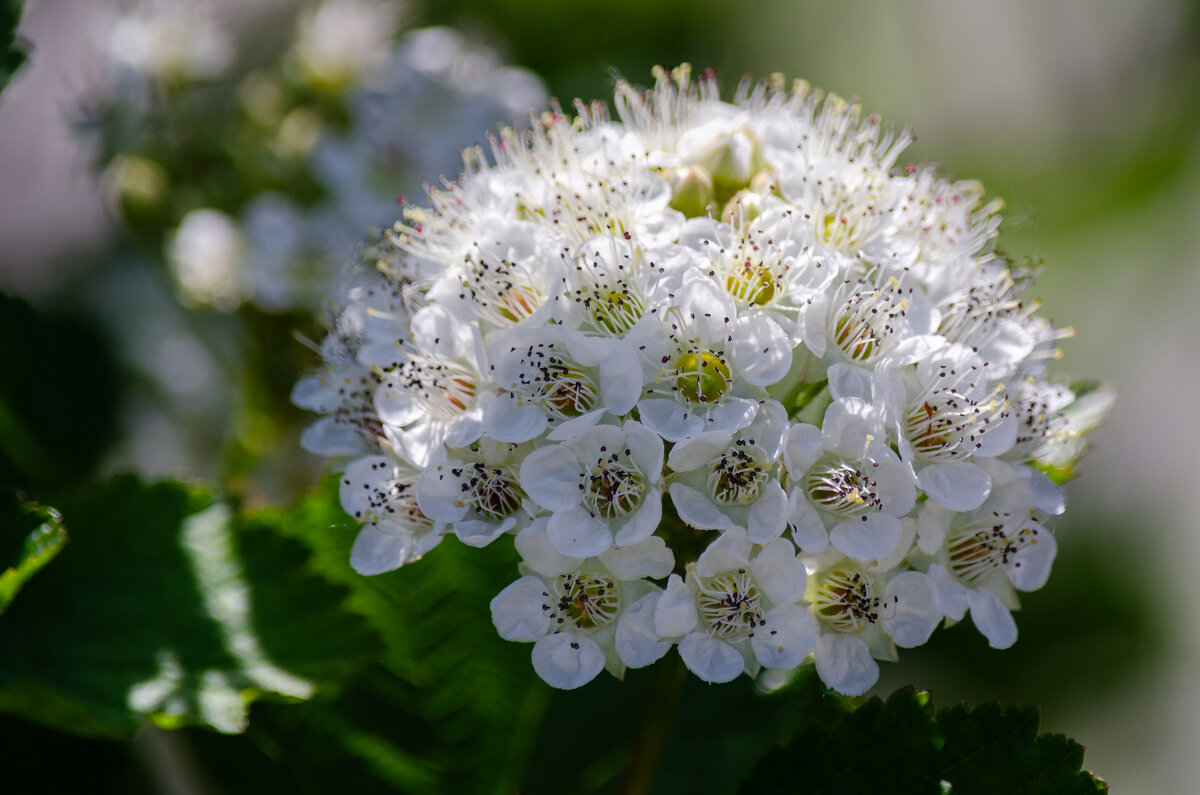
(617, 654), (686, 795)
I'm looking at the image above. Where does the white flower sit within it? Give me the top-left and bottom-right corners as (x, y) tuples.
(666, 399), (791, 543)
(785, 397), (916, 562)
(922, 478), (1059, 650)
(373, 303), (491, 465)
(483, 323), (642, 443)
(490, 521), (674, 689)
(634, 272), (791, 441)
(415, 438), (533, 548)
(339, 454), (441, 574)
(809, 560), (940, 695)
(653, 528), (814, 683)
(519, 420), (664, 557)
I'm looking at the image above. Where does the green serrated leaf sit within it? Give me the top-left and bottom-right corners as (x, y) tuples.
(0, 493), (67, 613)
(739, 689), (1107, 795)
(936, 702), (1108, 794)
(0, 476), (381, 737)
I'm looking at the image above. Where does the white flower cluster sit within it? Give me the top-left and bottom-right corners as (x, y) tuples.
(295, 66), (1103, 696)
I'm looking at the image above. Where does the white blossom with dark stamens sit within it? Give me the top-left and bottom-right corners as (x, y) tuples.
(490, 520), (674, 689)
(652, 527), (814, 683)
(340, 454), (441, 574)
(785, 397), (915, 563)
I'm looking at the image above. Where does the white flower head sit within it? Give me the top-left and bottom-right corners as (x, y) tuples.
(293, 66), (1106, 692)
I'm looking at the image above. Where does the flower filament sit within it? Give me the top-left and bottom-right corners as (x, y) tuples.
(390, 355), (480, 422)
(805, 455), (881, 516)
(948, 515), (1039, 584)
(813, 565), (887, 633)
(830, 274), (910, 363)
(707, 445), (769, 505)
(546, 571), (621, 631)
(697, 568), (765, 641)
(583, 450), (645, 519)
(451, 463), (522, 522)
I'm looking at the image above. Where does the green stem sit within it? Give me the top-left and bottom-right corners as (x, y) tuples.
(617, 655), (686, 795)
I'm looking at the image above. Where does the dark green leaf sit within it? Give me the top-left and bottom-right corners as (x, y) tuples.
(0, 0), (28, 95)
(0, 476), (381, 737)
(0, 491), (67, 613)
(0, 293), (120, 489)
(936, 702), (1107, 794)
(740, 688), (1107, 795)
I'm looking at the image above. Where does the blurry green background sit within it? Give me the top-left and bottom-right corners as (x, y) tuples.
(2, 0), (1198, 791)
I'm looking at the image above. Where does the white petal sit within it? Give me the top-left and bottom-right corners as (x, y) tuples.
(916, 502), (954, 555)
(1006, 527), (1056, 592)
(669, 483), (733, 531)
(919, 461), (992, 511)
(826, 363), (873, 402)
(752, 604), (815, 670)
(547, 506), (612, 558)
(300, 417), (363, 456)
(532, 633), (606, 689)
(654, 574), (699, 638)
(613, 492), (662, 547)
(454, 517), (513, 547)
(696, 526), (752, 577)
(1029, 469), (1066, 516)
(814, 633), (878, 696)
(601, 534), (674, 580)
(599, 347), (644, 415)
(490, 575), (552, 642)
(546, 409), (605, 441)
(787, 490), (829, 555)
(349, 522), (417, 575)
(667, 431), (734, 473)
(968, 588), (1018, 649)
(678, 633), (745, 683)
(519, 445), (583, 511)
(927, 562), (968, 621)
(829, 514), (903, 564)
(750, 538), (807, 605)
(291, 375), (341, 412)
(746, 481), (789, 543)
(483, 396), (548, 444)
(623, 419), (665, 477)
(514, 519), (581, 577)
(734, 314), (792, 386)
(415, 463), (468, 522)
(783, 423), (823, 474)
(637, 398), (701, 442)
(615, 592), (671, 668)
(881, 571), (941, 648)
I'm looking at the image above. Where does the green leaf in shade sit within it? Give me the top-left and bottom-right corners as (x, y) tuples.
(0, 293), (120, 490)
(0, 477), (381, 737)
(936, 702), (1108, 795)
(0, 492), (67, 613)
(740, 688), (1107, 795)
(1, 0), (28, 95)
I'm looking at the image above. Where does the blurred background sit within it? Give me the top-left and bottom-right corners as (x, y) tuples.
(1, 0), (1197, 791)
